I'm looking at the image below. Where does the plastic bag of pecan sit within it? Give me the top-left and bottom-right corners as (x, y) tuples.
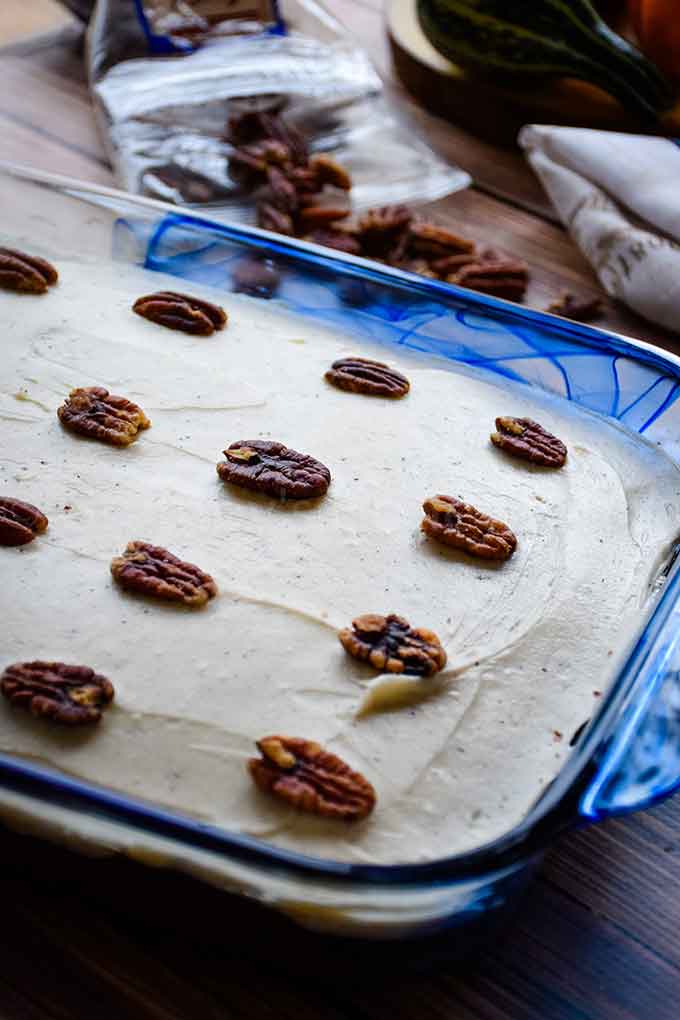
(74, 0), (468, 220)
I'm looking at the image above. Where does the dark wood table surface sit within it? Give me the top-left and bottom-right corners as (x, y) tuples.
(2, 4), (680, 1017)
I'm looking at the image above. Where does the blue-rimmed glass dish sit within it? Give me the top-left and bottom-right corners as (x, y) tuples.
(2, 160), (680, 942)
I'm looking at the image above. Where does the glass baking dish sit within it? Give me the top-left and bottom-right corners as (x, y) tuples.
(2, 160), (680, 944)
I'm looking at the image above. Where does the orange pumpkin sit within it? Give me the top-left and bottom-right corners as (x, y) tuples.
(629, 0), (680, 82)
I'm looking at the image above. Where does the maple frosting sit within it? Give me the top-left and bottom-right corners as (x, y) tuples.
(2, 256), (680, 866)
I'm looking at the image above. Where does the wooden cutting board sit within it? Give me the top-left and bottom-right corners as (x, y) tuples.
(387, 0), (680, 147)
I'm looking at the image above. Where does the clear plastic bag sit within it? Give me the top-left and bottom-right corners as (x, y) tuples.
(82, 0), (469, 221)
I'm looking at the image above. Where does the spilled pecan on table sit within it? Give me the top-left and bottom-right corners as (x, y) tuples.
(355, 205), (413, 257)
(217, 440), (331, 500)
(430, 251), (479, 276)
(0, 497), (48, 547)
(306, 228), (361, 255)
(1, 661), (114, 725)
(546, 292), (604, 323)
(133, 291), (227, 336)
(58, 386), (150, 447)
(422, 495), (517, 561)
(325, 357), (410, 398)
(111, 541), (217, 607)
(339, 614), (447, 676)
(491, 416), (567, 468)
(447, 258), (529, 301)
(0, 247), (58, 294)
(249, 736), (376, 821)
(408, 222), (476, 258)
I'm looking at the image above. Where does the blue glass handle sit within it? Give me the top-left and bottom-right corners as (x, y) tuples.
(579, 556), (680, 820)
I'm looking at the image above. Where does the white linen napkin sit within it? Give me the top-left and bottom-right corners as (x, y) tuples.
(519, 126), (680, 332)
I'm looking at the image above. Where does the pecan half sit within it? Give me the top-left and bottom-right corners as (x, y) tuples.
(308, 153), (352, 191)
(356, 205), (413, 257)
(1, 661), (114, 725)
(430, 252), (479, 277)
(228, 147), (272, 188)
(491, 417), (567, 468)
(339, 613), (447, 676)
(306, 228), (361, 256)
(226, 107), (286, 145)
(133, 291), (227, 336)
(217, 440), (331, 500)
(325, 357), (410, 398)
(265, 165), (299, 214)
(0, 497), (48, 547)
(261, 115), (309, 166)
(296, 203), (350, 231)
(546, 292), (604, 323)
(400, 258), (439, 279)
(286, 165), (322, 195)
(422, 495), (517, 561)
(0, 247), (58, 294)
(58, 387), (151, 447)
(249, 736), (376, 821)
(227, 110), (308, 164)
(231, 256), (280, 299)
(408, 222), (476, 257)
(447, 260), (529, 301)
(111, 541), (217, 607)
(257, 202), (294, 236)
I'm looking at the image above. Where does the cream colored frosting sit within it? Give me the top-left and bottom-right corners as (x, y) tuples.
(2, 256), (679, 865)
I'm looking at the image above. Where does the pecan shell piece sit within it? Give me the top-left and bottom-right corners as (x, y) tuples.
(133, 291), (227, 336)
(491, 417), (567, 468)
(422, 495), (517, 561)
(111, 541), (217, 607)
(0, 498), (48, 547)
(1, 661), (114, 725)
(339, 614), (447, 676)
(58, 387), (150, 447)
(0, 247), (58, 294)
(249, 736), (376, 821)
(217, 440), (331, 500)
(325, 357), (410, 398)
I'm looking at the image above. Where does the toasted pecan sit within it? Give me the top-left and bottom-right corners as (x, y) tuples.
(0, 247), (58, 294)
(491, 417), (567, 468)
(1, 661), (114, 725)
(339, 613), (446, 676)
(422, 495), (517, 561)
(325, 357), (410, 398)
(133, 291), (227, 336)
(0, 498), (48, 547)
(249, 736), (376, 821)
(58, 387), (150, 447)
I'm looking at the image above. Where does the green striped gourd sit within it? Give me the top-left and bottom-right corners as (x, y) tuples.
(417, 0), (672, 122)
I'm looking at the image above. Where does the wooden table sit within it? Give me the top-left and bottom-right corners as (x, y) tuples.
(2, 6), (680, 1018)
